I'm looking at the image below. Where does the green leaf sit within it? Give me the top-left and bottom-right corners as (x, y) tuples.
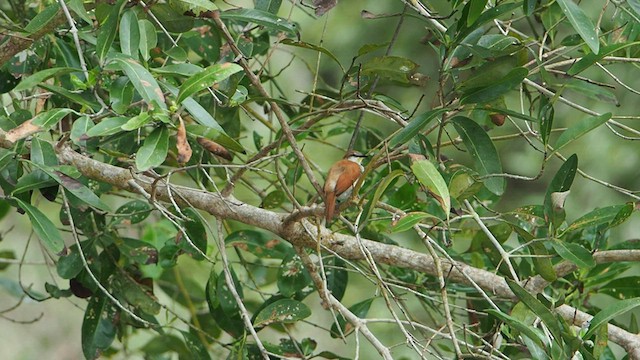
(568, 42), (639, 75)
(14, 199), (64, 254)
(70, 116), (93, 146)
(608, 203), (635, 229)
(31, 137), (58, 167)
(181, 331), (211, 360)
(550, 240), (595, 268)
(121, 111), (152, 131)
(361, 56), (419, 84)
(216, 268), (243, 315)
(68, 0), (92, 24)
(261, 190), (285, 209)
(57, 245), (84, 279)
(113, 276), (160, 315)
(506, 279), (564, 347)
(411, 160), (451, 219)
(277, 253), (312, 297)
(565, 205), (630, 233)
(389, 108), (446, 148)
(565, 80), (618, 106)
(161, 82), (226, 132)
(599, 277), (640, 300)
(170, 0), (218, 12)
(138, 19), (157, 61)
(226, 230), (292, 259)
(466, 0), (489, 26)
(151, 3), (195, 33)
(539, 97), (554, 147)
(361, 169), (404, 226)
(86, 117), (128, 137)
(96, 0), (127, 64)
(530, 241), (557, 282)
(107, 56), (167, 110)
(113, 200), (153, 225)
(254, 299), (311, 327)
(553, 113), (611, 153)
(585, 298), (640, 338)
(555, 0), (599, 54)
(176, 63), (243, 104)
(255, 0), (282, 14)
(119, 10), (140, 56)
(185, 124), (244, 153)
(219, 8), (298, 35)
(48, 169), (110, 212)
(451, 116), (505, 195)
(461, 67), (528, 104)
(13, 67), (77, 92)
(544, 154), (578, 223)
(82, 295), (116, 360)
(31, 108), (74, 129)
(136, 126), (169, 171)
(486, 309), (547, 349)
(280, 39), (344, 73)
(391, 212), (438, 233)
(181, 208), (208, 260)
(151, 64), (203, 76)
(330, 298), (374, 338)
(12, 172), (56, 194)
(24, 2), (60, 33)
(38, 84), (101, 111)
(455, 2), (521, 43)
(630, 0), (640, 17)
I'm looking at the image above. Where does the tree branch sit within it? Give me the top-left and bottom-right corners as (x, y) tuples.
(42, 144), (640, 354)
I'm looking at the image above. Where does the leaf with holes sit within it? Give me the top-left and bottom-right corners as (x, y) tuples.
(254, 299), (311, 327)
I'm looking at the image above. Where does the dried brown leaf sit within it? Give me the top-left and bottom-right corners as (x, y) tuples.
(176, 117), (192, 164)
(197, 137), (233, 161)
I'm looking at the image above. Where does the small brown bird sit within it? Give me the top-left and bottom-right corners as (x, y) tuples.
(323, 151), (367, 223)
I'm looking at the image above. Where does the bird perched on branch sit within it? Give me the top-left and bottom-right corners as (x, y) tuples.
(323, 150), (367, 223)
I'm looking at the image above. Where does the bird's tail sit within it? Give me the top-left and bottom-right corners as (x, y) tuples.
(325, 192), (336, 223)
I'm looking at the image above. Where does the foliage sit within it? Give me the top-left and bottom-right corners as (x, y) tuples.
(0, 0), (640, 359)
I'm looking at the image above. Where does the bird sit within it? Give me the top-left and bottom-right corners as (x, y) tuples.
(323, 150), (367, 223)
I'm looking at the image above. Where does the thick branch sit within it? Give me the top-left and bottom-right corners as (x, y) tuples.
(0, 10), (67, 64)
(3, 142), (638, 354)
